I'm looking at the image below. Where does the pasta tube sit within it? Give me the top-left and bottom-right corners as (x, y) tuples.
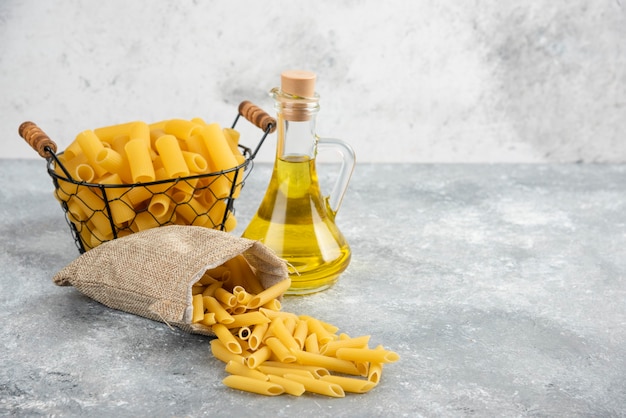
(212, 323), (242, 355)
(319, 375), (376, 394)
(222, 375), (284, 396)
(266, 374), (305, 396)
(282, 374), (345, 398)
(335, 348), (400, 364)
(225, 361), (268, 382)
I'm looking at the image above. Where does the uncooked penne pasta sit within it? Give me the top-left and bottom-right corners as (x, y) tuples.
(222, 375), (284, 396)
(246, 345), (271, 369)
(187, 255), (399, 399)
(282, 373), (345, 398)
(304, 333), (320, 354)
(304, 316), (336, 345)
(256, 365), (314, 379)
(259, 361), (329, 379)
(321, 335), (370, 356)
(225, 361), (268, 382)
(367, 362), (383, 384)
(320, 375), (376, 394)
(248, 322), (269, 351)
(266, 374), (305, 396)
(191, 294), (204, 323)
(292, 319), (308, 350)
(210, 339), (245, 365)
(292, 350), (361, 376)
(214, 287), (236, 308)
(223, 312), (271, 329)
(212, 324), (242, 355)
(268, 317), (299, 352)
(247, 279), (292, 309)
(203, 296), (234, 324)
(264, 337), (297, 363)
(335, 347), (400, 364)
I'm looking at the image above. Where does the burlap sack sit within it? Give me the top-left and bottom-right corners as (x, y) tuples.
(53, 225), (289, 336)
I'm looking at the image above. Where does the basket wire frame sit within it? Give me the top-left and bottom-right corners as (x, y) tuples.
(44, 111), (271, 253)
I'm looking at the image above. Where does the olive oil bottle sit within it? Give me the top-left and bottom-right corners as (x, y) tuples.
(242, 70), (355, 295)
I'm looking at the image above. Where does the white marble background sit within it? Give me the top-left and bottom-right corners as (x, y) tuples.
(1, 0), (625, 163)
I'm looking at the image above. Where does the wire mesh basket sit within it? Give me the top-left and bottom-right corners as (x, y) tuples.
(19, 101), (276, 253)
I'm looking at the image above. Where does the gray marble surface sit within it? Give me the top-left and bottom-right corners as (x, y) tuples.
(1, 159), (625, 417)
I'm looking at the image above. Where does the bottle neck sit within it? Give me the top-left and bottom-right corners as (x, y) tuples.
(271, 87), (320, 160)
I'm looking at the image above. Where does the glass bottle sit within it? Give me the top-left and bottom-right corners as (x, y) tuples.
(242, 70), (356, 295)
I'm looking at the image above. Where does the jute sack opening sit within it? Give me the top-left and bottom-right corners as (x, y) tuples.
(53, 225), (289, 336)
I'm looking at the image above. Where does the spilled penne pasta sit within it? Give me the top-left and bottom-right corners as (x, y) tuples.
(193, 254), (399, 398)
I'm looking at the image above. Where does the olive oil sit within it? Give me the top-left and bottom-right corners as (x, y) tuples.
(242, 70), (355, 295)
(243, 155), (351, 294)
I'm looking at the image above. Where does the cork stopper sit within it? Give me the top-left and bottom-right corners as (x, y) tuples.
(281, 70), (316, 97)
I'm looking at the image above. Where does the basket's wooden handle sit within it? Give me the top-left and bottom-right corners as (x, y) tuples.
(239, 101), (276, 134)
(19, 121), (58, 159)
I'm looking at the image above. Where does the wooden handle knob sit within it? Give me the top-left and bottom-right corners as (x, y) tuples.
(238, 101), (276, 134)
(19, 121), (58, 158)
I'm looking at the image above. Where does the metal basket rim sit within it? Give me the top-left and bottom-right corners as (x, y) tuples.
(45, 143), (253, 188)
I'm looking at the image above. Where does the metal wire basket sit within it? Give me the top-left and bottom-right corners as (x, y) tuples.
(19, 101), (276, 253)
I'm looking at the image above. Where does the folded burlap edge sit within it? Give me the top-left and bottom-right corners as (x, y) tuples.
(52, 225), (289, 336)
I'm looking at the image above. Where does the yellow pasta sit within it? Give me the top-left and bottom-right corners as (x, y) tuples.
(304, 333), (320, 354)
(214, 287), (236, 308)
(225, 361), (268, 382)
(237, 326), (252, 340)
(187, 256), (399, 399)
(200, 312), (217, 327)
(203, 296), (234, 325)
(256, 365), (314, 379)
(292, 319), (308, 350)
(75, 162), (96, 183)
(155, 134), (189, 178)
(320, 335), (370, 357)
(75, 129), (107, 178)
(95, 147), (124, 176)
(367, 362), (383, 384)
(304, 316), (336, 345)
(129, 122), (151, 147)
(191, 294), (204, 323)
(223, 312), (271, 330)
(259, 361), (329, 379)
(124, 138), (155, 183)
(264, 337), (297, 363)
(335, 347), (400, 364)
(131, 211), (161, 232)
(198, 123), (238, 199)
(93, 121), (136, 144)
(246, 345), (271, 369)
(62, 138), (84, 160)
(282, 374), (345, 398)
(212, 323), (242, 355)
(222, 375), (284, 396)
(248, 323), (269, 351)
(292, 350), (362, 376)
(268, 318), (299, 352)
(266, 374), (305, 396)
(210, 339), (245, 365)
(182, 151), (208, 173)
(147, 193), (172, 219)
(320, 375), (376, 394)
(247, 279), (292, 309)
(164, 118), (201, 140)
